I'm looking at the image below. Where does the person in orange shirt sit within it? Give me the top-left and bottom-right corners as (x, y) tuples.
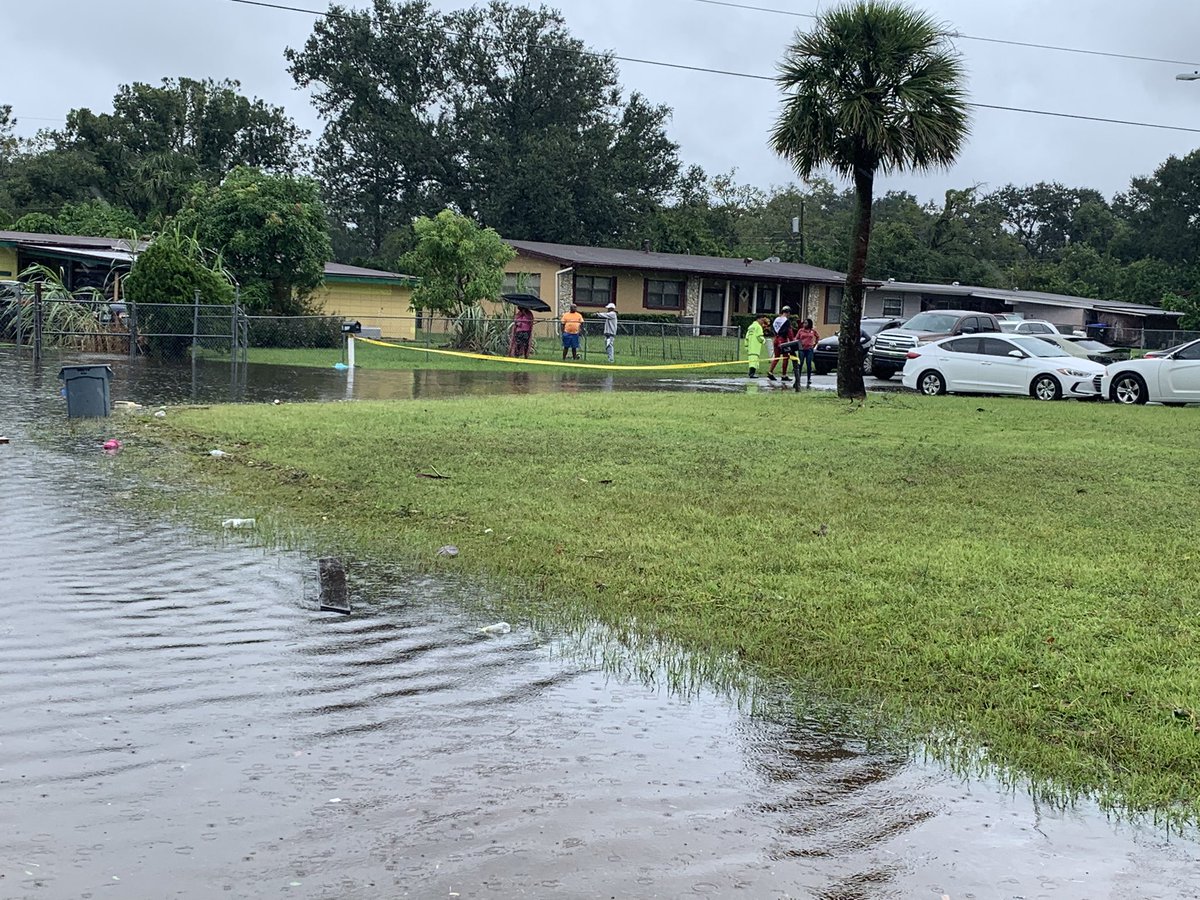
(560, 304), (584, 360)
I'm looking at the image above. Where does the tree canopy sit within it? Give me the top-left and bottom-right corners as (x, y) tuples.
(174, 167), (332, 315)
(402, 209), (516, 314)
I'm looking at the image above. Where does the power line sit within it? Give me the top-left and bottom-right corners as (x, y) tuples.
(688, 0), (1200, 69)
(226, 0), (1200, 136)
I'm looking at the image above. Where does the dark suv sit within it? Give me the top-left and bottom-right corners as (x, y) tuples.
(868, 310), (1003, 380)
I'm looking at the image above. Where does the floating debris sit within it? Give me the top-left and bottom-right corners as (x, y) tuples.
(209, 449), (228, 458)
(318, 557), (351, 614)
(0, 436), (10, 445)
(436, 545), (459, 558)
(222, 518), (256, 530)
(480, 622), (511, 636)
(102, 439), (122, 454)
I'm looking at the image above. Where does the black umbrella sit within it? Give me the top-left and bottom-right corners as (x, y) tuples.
(502, 293), (552, 312)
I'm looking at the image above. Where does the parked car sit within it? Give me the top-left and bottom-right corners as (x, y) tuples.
(998, 318), (1061, 336)
(1100, 338), (1200, 405)
(1143, 344), (1187, 359)
(810, 317), (905, 375)
(868, 310), (1004, 380)
(1034, 334), (1121, 364)
(901, 334), (1106, 400)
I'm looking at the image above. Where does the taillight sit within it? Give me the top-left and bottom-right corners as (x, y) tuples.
(906, 350), (921, 359)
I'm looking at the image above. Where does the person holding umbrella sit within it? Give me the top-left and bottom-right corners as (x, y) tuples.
(510, 306), (534, 357)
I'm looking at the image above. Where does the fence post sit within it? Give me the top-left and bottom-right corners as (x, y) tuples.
(127, 300), (139, 360)
(191, 289), (201, 362)
(32, 282), (43, 364)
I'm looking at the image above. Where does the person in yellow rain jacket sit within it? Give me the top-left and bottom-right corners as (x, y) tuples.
(744, 315), (770, 378)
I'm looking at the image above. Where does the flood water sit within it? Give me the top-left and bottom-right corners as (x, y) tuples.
(1, 345), (1197, 899)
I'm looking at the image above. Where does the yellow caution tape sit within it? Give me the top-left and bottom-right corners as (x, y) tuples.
(355, 336), (765, 371)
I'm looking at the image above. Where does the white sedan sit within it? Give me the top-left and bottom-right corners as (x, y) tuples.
(902, 333), (1106, 400)
(1101, 339), (1200, 405)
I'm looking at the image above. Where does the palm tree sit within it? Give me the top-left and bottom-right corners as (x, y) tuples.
(771, 1), (969, 398)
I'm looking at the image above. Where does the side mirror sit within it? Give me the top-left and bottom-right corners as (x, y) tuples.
(1008, 349), (1025, 359)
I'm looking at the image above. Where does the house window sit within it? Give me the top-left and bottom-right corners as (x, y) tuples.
(755, 285), (777, 314)
(825, 286), (843, 325)
(575, 274), (615, 307)
(644, 278), (685, 310)
(882, 296), (903, 318)
(502, 272), (541, 298)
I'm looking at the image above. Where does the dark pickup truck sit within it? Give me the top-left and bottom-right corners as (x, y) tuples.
(867, 310), (1004, 380)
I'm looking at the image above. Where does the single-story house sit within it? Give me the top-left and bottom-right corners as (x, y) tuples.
(867, 280), (1185, 346)
(0, 230), (418, 340)
(502, 239), (857, 329)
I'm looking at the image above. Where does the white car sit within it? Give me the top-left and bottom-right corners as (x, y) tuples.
(1100, 339), (1200, 405)
(902, 333), (1106, 400)
(998, 318), (1061, 336)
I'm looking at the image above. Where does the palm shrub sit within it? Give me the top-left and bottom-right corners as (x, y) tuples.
(12, 263), (112, 351)
(450, 304), (513, 354)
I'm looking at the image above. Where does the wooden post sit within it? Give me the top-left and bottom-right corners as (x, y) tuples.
(318, 558), (351, 614)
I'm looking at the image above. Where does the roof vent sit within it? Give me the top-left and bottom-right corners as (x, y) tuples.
(743, 257), (753, 266)
(952, 281), (960, 286)
(887, 277), (895, 282)
(641, 240), (651, 253)
(764, 256), (781, 263)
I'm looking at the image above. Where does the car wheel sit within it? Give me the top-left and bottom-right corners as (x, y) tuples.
(918, 370), (946, 396)
(1031, 374), (1062, 401)
(1110, 372), (1148, 405)
(870, 365), (893, 380)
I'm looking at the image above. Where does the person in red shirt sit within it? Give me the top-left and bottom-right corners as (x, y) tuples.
(793, 318), (820, 384)
(510, 306), (535, 358)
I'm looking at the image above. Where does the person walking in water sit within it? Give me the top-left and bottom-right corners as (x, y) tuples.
(593, 302), (619, 363)
(560, 304), (584, 360)
(510, 306), (535, 358)
(768, 306), (795, 382)
(793, 318), (820, 385)
(744, 314), (769, 379)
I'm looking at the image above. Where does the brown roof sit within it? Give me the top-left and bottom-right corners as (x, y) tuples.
(1, 230), (414, 282)
(505, 238), (855, 285)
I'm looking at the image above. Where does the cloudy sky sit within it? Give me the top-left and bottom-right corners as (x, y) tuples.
(6, 0), (1200, 204)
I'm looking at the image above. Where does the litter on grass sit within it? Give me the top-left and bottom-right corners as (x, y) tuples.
(222, 518), (256, 529)
(209, 449), (228, 458)
(436, 545), (459, 557)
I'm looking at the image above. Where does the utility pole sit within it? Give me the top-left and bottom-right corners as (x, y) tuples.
(792, 201), (807, 262)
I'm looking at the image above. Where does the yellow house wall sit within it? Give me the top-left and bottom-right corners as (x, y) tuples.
(315, 281), (416, 340)
(0, 246), (18, 278)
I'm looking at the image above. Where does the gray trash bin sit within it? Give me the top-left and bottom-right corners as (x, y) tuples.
(58, 364), (113, 418)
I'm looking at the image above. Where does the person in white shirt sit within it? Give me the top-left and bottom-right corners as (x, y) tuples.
(594, 302), (619, 363)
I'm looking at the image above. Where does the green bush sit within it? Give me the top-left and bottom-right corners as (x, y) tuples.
(248, 316), (343, 349)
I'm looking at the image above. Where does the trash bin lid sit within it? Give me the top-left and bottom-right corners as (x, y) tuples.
(58, 364), (114, 379)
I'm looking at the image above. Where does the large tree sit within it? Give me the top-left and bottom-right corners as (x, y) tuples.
(174, 167), (332, 314)
(771, 0), (969, 398)
(288, 0), (681, 261)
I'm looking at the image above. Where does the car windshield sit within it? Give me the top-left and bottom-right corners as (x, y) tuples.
(861, 320), (894, 337)
(1011, 337), (1069, 358)
(901, 312), (960, 332)
(998, 322), (1019, 332)
(1074, 340), (1114, 353)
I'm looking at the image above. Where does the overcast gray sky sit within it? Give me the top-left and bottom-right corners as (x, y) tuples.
(6, 0), (1200, 204)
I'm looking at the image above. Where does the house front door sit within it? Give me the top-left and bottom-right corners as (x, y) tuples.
(700, 286), (726, 328)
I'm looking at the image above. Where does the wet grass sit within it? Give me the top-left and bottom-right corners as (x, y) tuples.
(117, 390), (1200, 825)
(229, 334), (747, 375)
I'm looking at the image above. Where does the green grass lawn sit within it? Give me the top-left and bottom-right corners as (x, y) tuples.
(119, 391), (1200, 824)
(227, 330), (746, 374)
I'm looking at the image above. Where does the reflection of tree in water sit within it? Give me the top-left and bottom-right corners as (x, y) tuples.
(507, 371), (532, 394)
(736, 712), (933, 896)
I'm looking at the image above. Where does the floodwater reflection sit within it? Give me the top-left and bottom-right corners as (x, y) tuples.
(1, 345), (1197, 899)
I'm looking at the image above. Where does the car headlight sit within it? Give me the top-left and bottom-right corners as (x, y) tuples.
(1055, 368), (1092, 377)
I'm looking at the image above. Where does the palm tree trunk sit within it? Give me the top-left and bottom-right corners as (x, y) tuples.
(838, 165), (874, 399)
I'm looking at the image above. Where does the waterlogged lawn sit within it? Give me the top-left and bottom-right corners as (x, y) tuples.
(222, 333), (745, 374)
(129, 391), (1200, 823)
